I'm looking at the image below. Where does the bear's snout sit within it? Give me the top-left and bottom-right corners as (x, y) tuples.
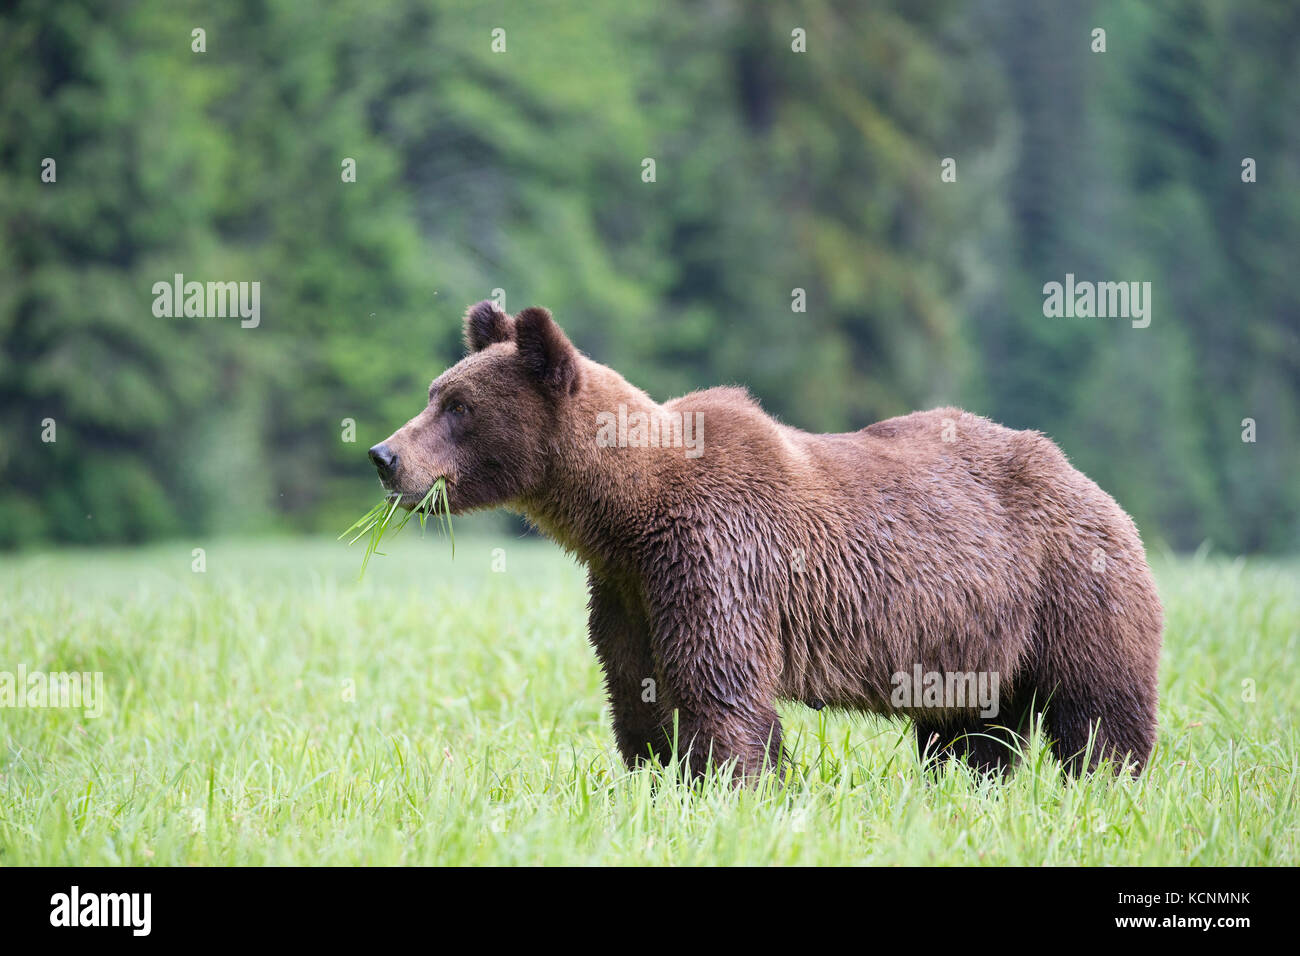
(368, 443), (399, 482)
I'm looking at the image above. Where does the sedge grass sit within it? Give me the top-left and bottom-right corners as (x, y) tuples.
(339, 478), (453, 576)
(0, 541), (1294, 865)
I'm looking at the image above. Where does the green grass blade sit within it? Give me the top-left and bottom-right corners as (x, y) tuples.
(343, 478), (452, 576)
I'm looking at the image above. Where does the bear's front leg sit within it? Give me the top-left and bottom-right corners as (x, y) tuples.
(586, 573), (674, 768)
(667, 697), (784, 782)
(648, 575), (784, 782)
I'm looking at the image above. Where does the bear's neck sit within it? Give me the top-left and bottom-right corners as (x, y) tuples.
(518, 360), (668, 574)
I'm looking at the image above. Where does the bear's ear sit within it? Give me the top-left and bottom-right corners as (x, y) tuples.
(514, 306), (580, 395)
(464, 300), (513, 352)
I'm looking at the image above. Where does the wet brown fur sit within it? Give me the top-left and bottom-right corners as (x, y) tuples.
(376, 302), (1164, 780)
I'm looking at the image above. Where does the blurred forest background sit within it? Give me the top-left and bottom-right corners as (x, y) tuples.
(1, 0), (1297, 553)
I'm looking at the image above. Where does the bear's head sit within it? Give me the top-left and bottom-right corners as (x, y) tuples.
(368, 301), (582, 514)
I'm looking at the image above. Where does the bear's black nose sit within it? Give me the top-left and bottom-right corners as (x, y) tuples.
(368, 443), (398, 480)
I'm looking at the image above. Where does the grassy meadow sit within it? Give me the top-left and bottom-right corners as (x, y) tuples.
(0, 534), (1295, 866)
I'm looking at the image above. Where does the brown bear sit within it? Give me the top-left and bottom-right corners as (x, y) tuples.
(369, 301), (1164, 780)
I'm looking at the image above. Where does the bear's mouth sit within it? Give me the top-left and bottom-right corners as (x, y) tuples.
(383, 477), (453, 510)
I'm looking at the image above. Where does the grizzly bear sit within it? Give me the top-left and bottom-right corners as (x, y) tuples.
(369, 301), (1164, 779)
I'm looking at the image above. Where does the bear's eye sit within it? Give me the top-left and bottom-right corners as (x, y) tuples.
(447, 401), (469, 417)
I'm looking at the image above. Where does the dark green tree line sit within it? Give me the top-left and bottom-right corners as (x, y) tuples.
(1, 0), (1296, 551)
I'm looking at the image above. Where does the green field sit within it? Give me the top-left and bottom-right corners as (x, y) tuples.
(1, 535), (1295, 865)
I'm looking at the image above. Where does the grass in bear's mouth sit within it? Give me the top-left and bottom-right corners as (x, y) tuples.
(339, 477), (453, 576)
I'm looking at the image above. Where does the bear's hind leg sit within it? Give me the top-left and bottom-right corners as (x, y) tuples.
(1036, 544), (1162, 776)
(1046, 687), (1155, 776)
(914, 718), (965, 769)
(914, 686), (1035, 777)
(915, 714), (1021, 778)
